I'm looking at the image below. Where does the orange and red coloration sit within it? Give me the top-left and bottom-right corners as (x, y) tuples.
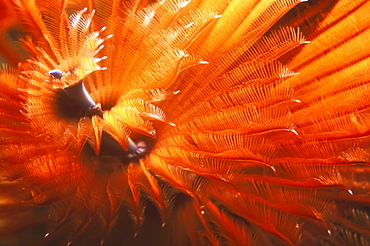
(1, 0), (370, 245)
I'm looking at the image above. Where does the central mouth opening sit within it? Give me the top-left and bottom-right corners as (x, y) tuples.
(55, 81), (103, 119)
(54, 80), (156, 169)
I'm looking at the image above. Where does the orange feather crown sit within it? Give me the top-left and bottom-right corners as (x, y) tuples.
(0, 0), (370, 245)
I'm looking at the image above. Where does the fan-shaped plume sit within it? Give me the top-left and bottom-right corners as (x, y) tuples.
(0, 0), (370, 245)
